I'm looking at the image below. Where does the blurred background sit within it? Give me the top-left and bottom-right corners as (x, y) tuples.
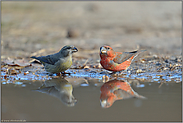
(1, 1), (182, 61)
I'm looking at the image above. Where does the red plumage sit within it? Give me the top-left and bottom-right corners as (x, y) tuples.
(100, 45), (145, 73)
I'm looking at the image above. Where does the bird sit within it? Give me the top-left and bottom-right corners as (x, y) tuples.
(31, 45), (78, 75)
(100, 79), (146, 108)
(33, 78), (77, 107)
(99, 45), (146, 74)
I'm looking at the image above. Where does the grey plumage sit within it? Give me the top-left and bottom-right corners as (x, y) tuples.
(31, 45), (78, 74)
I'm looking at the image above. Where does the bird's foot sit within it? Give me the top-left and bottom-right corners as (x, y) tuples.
(110, 71), (125, 77)
(54, 72), (71, 76)
(53, 72), (68, 79)
(48, 73), (54, 76)
(109, 72), (117, 75)
(118, 70), (125, 75)
(109, 72), (119, 78)
(61, 72), (71, 75)
(56, 73), (62, 76)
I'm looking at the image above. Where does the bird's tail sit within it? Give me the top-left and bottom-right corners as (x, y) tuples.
(138, 49), (147, 54)
(30, 56), (38, 59)
(130, 49), (146, 61)
(133, 91), (147, 99)
(136, 45), (147, 54)
(135, 94), (147, 99)
(30, 56), (45, 65)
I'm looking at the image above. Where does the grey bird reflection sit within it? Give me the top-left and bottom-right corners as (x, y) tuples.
(34, 78), (77, 107)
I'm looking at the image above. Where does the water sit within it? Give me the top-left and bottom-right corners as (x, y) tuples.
(1, 77), (182, 122)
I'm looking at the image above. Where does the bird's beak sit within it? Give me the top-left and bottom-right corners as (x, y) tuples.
(67, 98), (77, 107)
(71, 47), (78, 53)
(100, 47), (107, 54)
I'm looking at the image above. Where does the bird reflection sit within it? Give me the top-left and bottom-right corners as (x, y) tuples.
(34, 78), (77, 107)
(100, 79), (146, 108)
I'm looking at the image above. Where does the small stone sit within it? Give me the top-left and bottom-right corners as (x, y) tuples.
(156, 63), (161, 66)
(140, 59), (146, 63)
(164, 59), (169, 63)
(102, 75), (105, 82)
(84, 68), (90, 72)
(105, 76), (109, 82)
(163, 67), (169, 71)
(96, 64), (102, 69)
(84, 65), (90, 69)
(136, 69), (143, 73)
(170, 56), (176, 61)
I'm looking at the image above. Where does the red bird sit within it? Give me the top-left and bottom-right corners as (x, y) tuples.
(100, 79), (146, 108)
(100, 45), (145, 74)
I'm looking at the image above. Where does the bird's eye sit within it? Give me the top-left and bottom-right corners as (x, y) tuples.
(66, 47), (71, 49)
(107, 47), (110, 50)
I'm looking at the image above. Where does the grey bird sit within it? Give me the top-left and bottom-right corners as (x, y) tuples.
(31, 45), (78, 75)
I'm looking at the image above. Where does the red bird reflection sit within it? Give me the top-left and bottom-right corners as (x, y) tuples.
(100, 79), (146, 108)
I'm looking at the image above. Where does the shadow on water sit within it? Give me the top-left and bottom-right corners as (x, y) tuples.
(1, 77), (182, 122)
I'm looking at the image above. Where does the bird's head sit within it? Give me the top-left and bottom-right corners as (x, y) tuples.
(100, 96), (115, 108)
(100, 82), (116, 108)
(60, 45), (78, 57)
(61, 82), (77, 107)
(100, 45), (115, 57)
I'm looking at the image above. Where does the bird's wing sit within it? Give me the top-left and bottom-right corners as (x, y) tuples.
(31, 53), (60, 65)
(113, 89), (135, 99)
(49, 52), (63, 64)
(113, 50), (139, 64)
(32, 55), (57, 65)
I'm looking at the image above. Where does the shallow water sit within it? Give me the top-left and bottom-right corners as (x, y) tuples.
(1, 77), (182, 122)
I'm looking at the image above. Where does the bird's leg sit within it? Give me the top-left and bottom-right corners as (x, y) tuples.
(118, 70), (125, 75)
(109, 71), (119, 78)
(39, 83), (46, 89)
(111, 70), (125, 76)
(48, 73), (54, 76)
(56, 73), (61, 76)
(109, 71), (117, 75)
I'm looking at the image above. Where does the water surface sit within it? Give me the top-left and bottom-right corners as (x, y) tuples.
(1, 78), (182, 122)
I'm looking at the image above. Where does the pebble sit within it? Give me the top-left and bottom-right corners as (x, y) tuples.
(136, 69), (143, 73)
(156, 62), (161, 66)
(84, 68), (90, 72)
(163, 67), (169, 71)
(102, 75), (109, 83)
